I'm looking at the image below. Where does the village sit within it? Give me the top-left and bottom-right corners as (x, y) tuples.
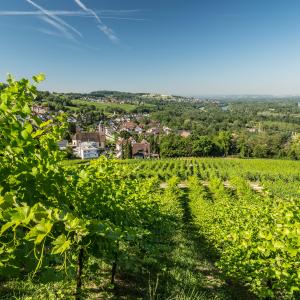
(32, 104), (191, 160)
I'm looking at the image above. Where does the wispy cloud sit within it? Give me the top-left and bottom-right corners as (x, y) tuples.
(0, 10), (87, 16)
(0, 1), (143, 44)
(0, 10), (147, 21)
(97, 25), (119, 43)
(24, 0), (82, 40)
(36, 27), (64, 38)
(98, 10), (142, 16)
(101, 17), (148, 21)
(39, 15), (75, 41)
(73, 0), (119, 43)
(0, 10), (141, 17)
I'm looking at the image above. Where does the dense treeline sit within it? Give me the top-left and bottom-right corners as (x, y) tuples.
(157, 131), (298, 159)
(126, 130), (297, 159)
(149, 100), (300, 159)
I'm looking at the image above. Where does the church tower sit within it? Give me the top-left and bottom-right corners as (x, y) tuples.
(98, 121), (106, 149)
(98, 121), (105, 135)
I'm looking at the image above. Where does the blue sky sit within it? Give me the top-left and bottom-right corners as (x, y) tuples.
(1, 0), (300, 95)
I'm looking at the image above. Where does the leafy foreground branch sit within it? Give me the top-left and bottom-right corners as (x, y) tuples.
(0, 75), (177, 299)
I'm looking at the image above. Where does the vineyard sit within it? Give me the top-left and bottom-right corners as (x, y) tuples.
(128, 158), (300, 299)
(0, 77), (300, 299)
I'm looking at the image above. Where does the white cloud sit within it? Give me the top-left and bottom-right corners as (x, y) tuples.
(73, 0), (119, 43)
(0, 2), (143, 44)
(98, 25), (119, 43)
(0, 10), (145, 21)
(37, 27), (63, 38)
(39, 15), (75, 40)
(74, 0), (88, 11)
(24, 0), (82, 39)
(0, 10), (88, 17)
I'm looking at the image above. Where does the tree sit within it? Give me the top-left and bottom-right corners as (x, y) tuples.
(119, 130), (132, 139)
(215, 131), (232, 156)
(253, 144), (268, 158)
(123, 140), (132, 159)
(287, 133), (300, 159)
(147, 134), (160, 154)
(160, 134), (189, 158)
(236, 134), (252, 158)
(192, 136), (214, 157)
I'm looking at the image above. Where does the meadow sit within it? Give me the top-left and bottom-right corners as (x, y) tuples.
(69, 99), (154, 115)
(71, 99), (137, 112)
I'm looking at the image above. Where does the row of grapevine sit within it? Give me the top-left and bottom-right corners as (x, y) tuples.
(188, 175), (300, 298)
(130, 144), (300, 298)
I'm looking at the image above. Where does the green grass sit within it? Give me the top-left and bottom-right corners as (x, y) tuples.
(152, 187), (255, 300)
(71, 99), (138, 113)
(68, 99), (155, 115)
(66, 105), (81, 112)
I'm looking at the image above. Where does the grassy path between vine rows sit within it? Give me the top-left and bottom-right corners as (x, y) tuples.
(152, 186), (256, 300)
(0, 185), (257, 300)
(78, 184), (257, 299)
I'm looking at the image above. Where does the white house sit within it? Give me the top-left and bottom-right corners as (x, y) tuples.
(67, 116), (77, 123)
(75, 142), (99, 159)
(79, 147), (98, 159)
(105, 127), (117, 142)
(147, 127), (160, 135)
(163, 126), (171, 135)
(135, 126), (144, 134)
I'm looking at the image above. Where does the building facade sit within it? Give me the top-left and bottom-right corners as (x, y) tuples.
(72, 123), (106, 148)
